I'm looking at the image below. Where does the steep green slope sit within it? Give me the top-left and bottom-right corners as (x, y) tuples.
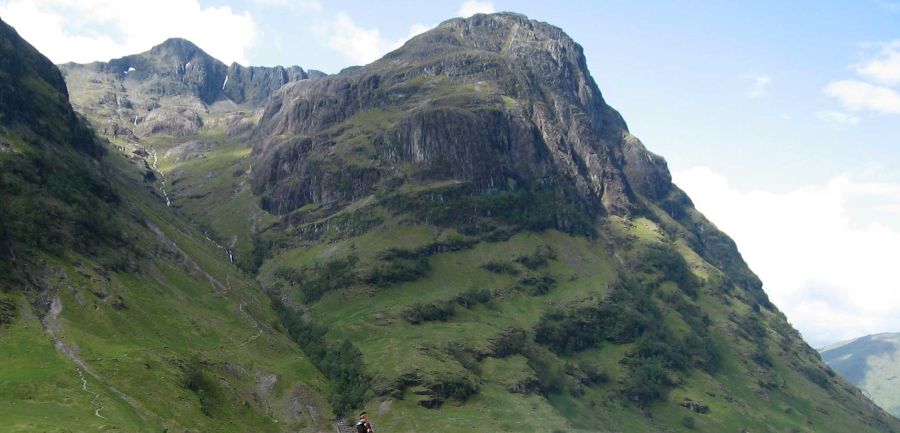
(0, 18), (334, 433)
(821, 333), (900, 417)
(59, 12), (900, 433)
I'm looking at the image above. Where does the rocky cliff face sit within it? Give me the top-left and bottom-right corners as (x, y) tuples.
(250, 12), (767, 299)
(81, 37), (316, 106)
(59, 38), (320, 140)
(251, 13), (665, 218)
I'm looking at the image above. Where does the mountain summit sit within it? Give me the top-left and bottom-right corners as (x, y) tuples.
(59, 38), (323, 140)
(252, 13), (662, 218)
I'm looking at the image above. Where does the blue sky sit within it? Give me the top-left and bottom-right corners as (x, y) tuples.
(2, 0), (899, 347)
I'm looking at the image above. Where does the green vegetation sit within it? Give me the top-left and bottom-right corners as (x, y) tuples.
(268, 292), (368, 416)
(6, 12), (898, 432)
(383, 179), (597, 237)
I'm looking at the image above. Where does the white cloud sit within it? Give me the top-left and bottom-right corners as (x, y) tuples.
(825, 80), (900, 114)
(407, 23), (433, 38)
(816, 110), (861, 128)
(854, 40), (900, 85)
(744, 73), (772, 98)
(252, 0), (322, 11)
(315, 13), (431, 65)
(458, 0), (495, 17)
(674, 167), (900, 347)
(823, 40), (900, 116)
(0, 0), (257, 64)
(315, 12), (393, 64)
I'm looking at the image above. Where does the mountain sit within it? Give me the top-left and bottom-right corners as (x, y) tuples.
(821, 333), (900, 417)
(0, 17), (336, 433)
(58, 38), (322, 140)
(3, 11), (899, 433)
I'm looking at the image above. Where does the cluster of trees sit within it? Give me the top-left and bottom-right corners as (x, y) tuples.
(517, 274), (557, 296)
(274, 255), (358, 303)
(365, 248), (430, 287)
(534, 276), (721, 406)
(481, 259), (519, 275)
(514, 245), (556, 269)
(403, 288), (493, 324)
(268, 292), (369, 415)
(182, 356), (225, 417)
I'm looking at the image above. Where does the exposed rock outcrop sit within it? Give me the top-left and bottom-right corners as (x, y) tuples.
(251, 13), (650, 217)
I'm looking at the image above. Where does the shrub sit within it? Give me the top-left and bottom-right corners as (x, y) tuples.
(638, 244), (700, 297)
(490, 328), (529, 358)
(481, 260), (519, 275)
(454, 288), (492, 308)
(182, 356), (223, 417)
(514, 245), (556, 269)
(517, 275), (557, 296)
(366, 248), (429, 287)
(275, 255), (358, 303)
(403, 301), (456, 324)
(624, 360), (672, 407)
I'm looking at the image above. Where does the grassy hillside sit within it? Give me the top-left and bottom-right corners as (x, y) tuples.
(0, 19), (334, 433)
(132, 125), (898, 432)
(51, 12), (900, 433)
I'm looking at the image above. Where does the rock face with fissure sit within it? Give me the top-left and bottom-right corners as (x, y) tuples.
(251, 13), (668, 218)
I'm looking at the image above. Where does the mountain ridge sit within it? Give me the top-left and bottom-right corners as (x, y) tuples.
(821, 332), (900, 417)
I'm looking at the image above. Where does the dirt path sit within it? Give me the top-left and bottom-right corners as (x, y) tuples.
(236, 302), (263, 347)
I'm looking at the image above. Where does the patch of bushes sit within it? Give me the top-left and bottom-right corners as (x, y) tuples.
(444, 342), (482, 375)
(638, 244), (700, 298)
(403, 300), (456, 324)
(490, 328), (529, 358)
(514, 245), (556, 270)
(268, 292), (369, 415)
(365, 248), (430, 287)
(623, 359), (673, 407)
(275, 255), (358, 303)
(182, 356), (224, 417)
(239, 234), (269, 274)
(534, 283), (650, 355)
(534, 278), (721, 406)
(481, 260), (519, 275)
(0, 298), (17, 326)
(517, 274), (557, 296)
(454, 288), (492, 308)
(428, 372), (480, 403)
(800, 364), (832, 389)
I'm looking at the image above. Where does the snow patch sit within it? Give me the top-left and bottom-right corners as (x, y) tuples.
(124, 66), (136, 74)
(185, 62), (191, 68)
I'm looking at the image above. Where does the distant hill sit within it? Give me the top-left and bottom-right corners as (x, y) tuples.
(821, 333), (900, 417)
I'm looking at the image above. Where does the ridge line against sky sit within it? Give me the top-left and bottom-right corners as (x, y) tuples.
(1, 0), (899, 347)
